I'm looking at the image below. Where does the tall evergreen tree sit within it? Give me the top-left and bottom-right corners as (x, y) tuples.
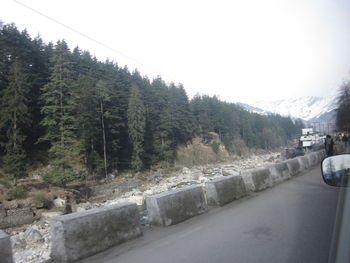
(144, 77), (174, 164)
(74, 63), (104, 176)
(168, 84), (194, 145)
(0, 60), (30, 180)
(40, 40), (78, 186)
(110, 65), (132, 169)
(97, 62), (128, 173)
(25, 35), (51, 156)
(96, 79), (110, 179)
(127, 85), (146, 171)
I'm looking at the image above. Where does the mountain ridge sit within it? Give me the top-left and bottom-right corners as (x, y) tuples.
(238, 96), (337, 122)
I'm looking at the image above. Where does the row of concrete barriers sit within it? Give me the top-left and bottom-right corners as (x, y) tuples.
(1, 151), (325, 262)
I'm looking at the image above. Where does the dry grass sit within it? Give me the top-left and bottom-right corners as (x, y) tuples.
(7, 185), (28, 200)
(31, 191), (52, 209)
(176, 137), (231, 167)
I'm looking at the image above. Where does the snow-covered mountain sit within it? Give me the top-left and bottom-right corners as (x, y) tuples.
(236, 102), (274, 115)
(240, 96), (337, 122)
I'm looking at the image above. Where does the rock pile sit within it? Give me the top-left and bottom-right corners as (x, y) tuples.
(10, 223), (51, 263)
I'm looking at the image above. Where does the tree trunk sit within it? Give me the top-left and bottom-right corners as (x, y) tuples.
(13, 69), (17, 149)
(100, 99), (108, 179)
(59, 65), (64, 147)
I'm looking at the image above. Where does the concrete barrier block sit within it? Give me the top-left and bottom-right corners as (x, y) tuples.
(285, 158), (301, 176)
(146, 185), (207, 226)
(251, 168), (272, 191)
(306, 152), (318, 166)
(317, 151), (325, 162)
(0, 230), (13, 263)
(51, 202), (142, 262)
(296, 156), (310, 171)
(205, 175), (246, 206)
(268, 162), (290, 184)
(241, 170), (255, 192)
(315, 151), (321, 163)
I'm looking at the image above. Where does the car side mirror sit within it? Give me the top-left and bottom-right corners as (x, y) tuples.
(321, 154), (350, 187)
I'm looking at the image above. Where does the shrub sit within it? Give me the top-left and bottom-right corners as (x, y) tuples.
(176, 137), (219, 166)
(43, 165), (79, 187)
(222, 137), (235, 153)
(0, 193), (8, 203)
(0, 176), (12, 188)
(7, 185), (27, 200)
(32, 191), (52, 209)
(232, 139), (249, 156)
(211, 141), (220, 154)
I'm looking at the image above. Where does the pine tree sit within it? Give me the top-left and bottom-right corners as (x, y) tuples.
(96, 79), (110, 179)
(144, 77), (174, 164)
(127, 85), (146, 171)
(76, 74), (104, 176)
(168, 84), (194, 145)
(0, 60), (30, 180)
(190, 95), (214, 136)
(40, 40), (78, 186)
(0, 23), (52, 168)
(73, 52), (105, 177)
(110, 65), (132, 169)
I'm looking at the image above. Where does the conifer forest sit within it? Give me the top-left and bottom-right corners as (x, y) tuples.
(0, 23), (304, 185)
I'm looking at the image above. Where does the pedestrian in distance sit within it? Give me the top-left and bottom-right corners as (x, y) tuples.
(325, 135), (334, 157)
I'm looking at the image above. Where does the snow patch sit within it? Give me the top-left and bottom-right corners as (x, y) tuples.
(248, 95), (337, 121)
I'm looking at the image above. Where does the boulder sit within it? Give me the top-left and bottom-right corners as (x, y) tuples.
(222, 168), (239, 177)
(24, 227), (44, 243)
(53, 198), (66, 208)
(40, 211), (63, 221)
(11, 235), (27, 250)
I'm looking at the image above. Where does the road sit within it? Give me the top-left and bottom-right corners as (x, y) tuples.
(80, 165), (341, 263)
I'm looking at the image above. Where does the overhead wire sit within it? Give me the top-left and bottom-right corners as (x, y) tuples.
(11, 0), (165, 79)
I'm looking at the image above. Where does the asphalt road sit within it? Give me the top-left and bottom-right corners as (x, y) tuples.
(80, 165), (341, 263)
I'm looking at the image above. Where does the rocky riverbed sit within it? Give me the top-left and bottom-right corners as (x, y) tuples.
(7, 151), (282, 263)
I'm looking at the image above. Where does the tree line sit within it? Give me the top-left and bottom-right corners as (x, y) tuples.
(0, 23), (303, 185)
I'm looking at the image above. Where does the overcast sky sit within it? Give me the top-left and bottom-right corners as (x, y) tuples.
(2, 0), (350, 103)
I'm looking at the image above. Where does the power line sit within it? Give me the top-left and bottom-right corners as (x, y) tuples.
(12, 0), (158, 75)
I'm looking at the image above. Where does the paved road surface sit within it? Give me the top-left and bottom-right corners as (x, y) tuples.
(81, 165), (341, 263)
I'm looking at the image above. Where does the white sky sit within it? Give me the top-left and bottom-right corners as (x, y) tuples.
(2, 0), (350, 103)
